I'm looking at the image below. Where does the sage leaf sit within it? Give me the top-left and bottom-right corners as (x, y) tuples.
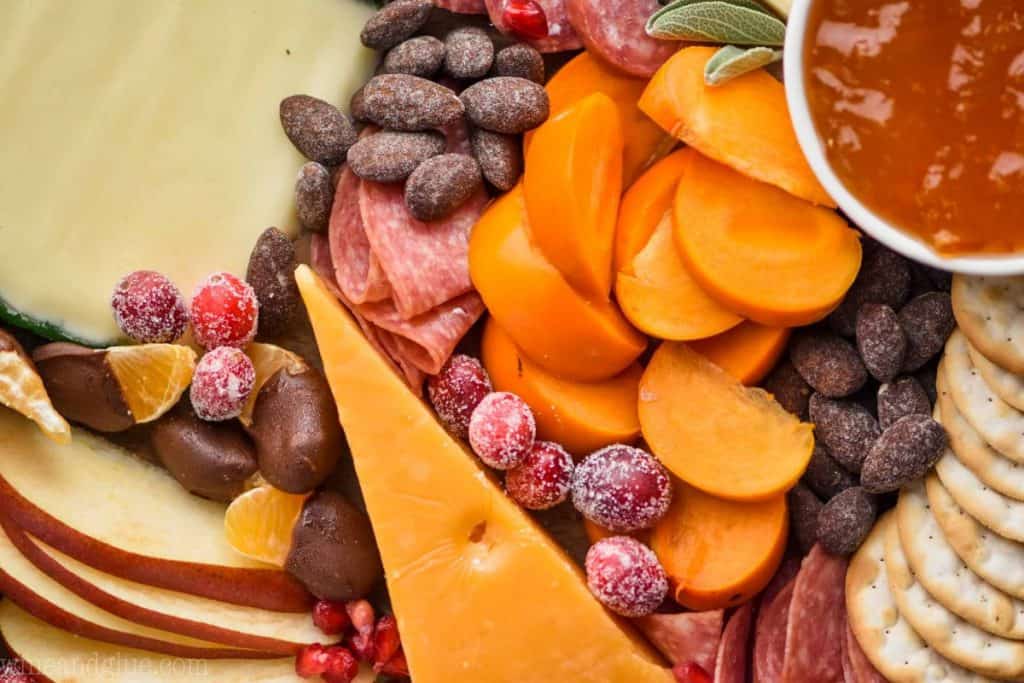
(704, 45), (783, 85)
(651, 0), (769, 20)
(646, 1), (787, 46)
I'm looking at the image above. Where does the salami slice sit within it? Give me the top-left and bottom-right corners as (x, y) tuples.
(752, 578), (794, 683)
(434, 0), (488, 13)
(328, 166), (391, 305)
(634, 610), (723, 673)
(714, 602), (754, 683)
(485, 0), (583, 53)
(843, 620), (887, 683)
(565, 0), (678, 77)
(781, 545), (847, 683)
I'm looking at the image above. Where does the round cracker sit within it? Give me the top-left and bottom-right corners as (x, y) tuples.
(943, 330), (1024, 463)
(938, 367), (1024, 501)
(883, 515), (1024, 678)
(927, 473), (1024, 600)
(968, 341), (1024, 413)
(953, 274), (1024, 375)
(897, 479), (1024, 639)
(846, 513), (985, 683)
(936, 445), (1024, 543)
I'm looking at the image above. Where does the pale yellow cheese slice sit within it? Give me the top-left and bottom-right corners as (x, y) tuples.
(0, 0), (375, 344)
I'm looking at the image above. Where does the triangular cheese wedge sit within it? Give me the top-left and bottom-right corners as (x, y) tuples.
(296, 265), (673, 683)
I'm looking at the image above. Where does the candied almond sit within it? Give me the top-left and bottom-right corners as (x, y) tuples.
(460, 77), (549, 134)
(279, 95), (356, 166)
(405, 153), (483, 222)
(360, 0), (433, 51)
(361, 74), (464, 132)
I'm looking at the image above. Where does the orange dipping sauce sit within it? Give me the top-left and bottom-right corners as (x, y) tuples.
(804, 0), (1024, 256)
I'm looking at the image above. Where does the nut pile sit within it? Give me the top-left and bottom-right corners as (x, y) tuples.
(284, 0), (549, 226)
(764, 242), (955, 556)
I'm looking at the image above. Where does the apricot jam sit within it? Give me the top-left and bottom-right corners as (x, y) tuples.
(804, 0), (1024, 255)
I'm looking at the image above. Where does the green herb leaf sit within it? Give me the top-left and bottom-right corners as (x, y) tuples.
(652, 0), (769, 18)
(646, 1), (787, 46)
(704, 45), (783, 85)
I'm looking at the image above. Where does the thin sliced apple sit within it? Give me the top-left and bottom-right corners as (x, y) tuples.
(9, 524), (327, 655)
(0, 410), (309, 611)
(0, 601), (378, 683)
(0, 522), (260, 659)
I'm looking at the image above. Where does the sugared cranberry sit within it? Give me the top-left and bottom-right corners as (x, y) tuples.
(190, 271), (259, 349)
(585, 536), (668, 617)
(428, 355), (493, 439)
(571, 444), (672, 532)
(673, 662), (713, 683)
(506, 441), (574, 510)
(322, 646), (360, 683)
(189, 346), (255, 421)
(295, 643), (331, 677)
(378, 650), (410, 677)
(502, 0), (548, 41)
(110, 270), (189, 343)
(313, 599), (351, 635)
(373, 615), (402, 670)
(469, 392), (536, 470)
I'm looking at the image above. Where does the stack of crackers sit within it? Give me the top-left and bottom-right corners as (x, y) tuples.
(848, 275), (1024, 682)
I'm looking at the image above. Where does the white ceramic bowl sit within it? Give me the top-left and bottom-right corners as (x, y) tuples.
(784, 0), (1024, 275)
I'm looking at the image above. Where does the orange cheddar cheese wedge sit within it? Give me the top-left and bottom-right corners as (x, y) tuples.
(296, 265), (674, 683)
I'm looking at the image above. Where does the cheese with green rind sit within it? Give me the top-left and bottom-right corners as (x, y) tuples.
(0, 0), (375, 345)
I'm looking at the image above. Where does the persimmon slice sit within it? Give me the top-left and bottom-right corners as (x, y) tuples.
(673, 151), (861, 327)
(524, 93), (623, 300)
(638, 342), (814, 502)
(615, 149), (690, 272)
(639, 46), (834, 207)
(688, 322), (790, 386)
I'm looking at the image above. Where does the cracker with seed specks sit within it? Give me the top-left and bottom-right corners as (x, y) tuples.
(968, 341), (1024, 413)
(936, 440), (1024, 543)
(953, 275), (1024, 375)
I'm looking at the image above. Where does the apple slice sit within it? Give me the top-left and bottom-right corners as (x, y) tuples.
(0, 409), (309, 611)
(0, 601), (380, 683)
(7, 523), (328, 655)
(0, 521), (262, 659)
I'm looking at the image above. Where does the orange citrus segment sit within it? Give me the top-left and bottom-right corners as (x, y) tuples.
(239, 343), (307, 427)
(105, 344), (196, 424)
(0, 350), (70, 444)
(224, 485), (309, 567)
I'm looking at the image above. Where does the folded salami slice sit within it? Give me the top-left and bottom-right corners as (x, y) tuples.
(752, 577), (794, 683)
(634, 610), (724, 674)
(714, 602), (754, 683)
(434, 0), (488, 13)
(565, 0), (678, 77)
(485, 0), (583, 53)
(842, 620), (887, 683)
(328, 166), (391, 305)
(781, 545), (847, 683)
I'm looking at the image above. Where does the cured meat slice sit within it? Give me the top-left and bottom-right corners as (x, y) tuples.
(634, 610), (723, 673)
(781, 545), (846, 683)
(565, 0), (678, 78)
(752, 578), (794, 683)
(328, 167), (391, 305)
(484, 0), (583, 53)
(842, 620), (888, 683)
(434, 0), (488, 13)
(714, 602), (754, 683)
(359, 178), (486, 321)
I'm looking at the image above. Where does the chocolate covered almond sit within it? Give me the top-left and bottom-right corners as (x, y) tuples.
(33, 342), (133, 432)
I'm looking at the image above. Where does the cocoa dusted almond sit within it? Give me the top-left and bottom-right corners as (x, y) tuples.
(33, 342), (133, 432)
(249, 366), (342, 494)
(294, 162), (333, 233)
(246, 228), (300, 338)
(470, 128), (522, 191)
(361, 74), (464, 132)
(151, 403), (258, 502)
(285, 490), (382, 601)
(360, 0), (433, 51)
(279, 95), (356, 166)
(382, 36), (446, 78)
(347, 130), (447, 184)
(493, 44), (545, 83)
(460, 77), (549, 134)
(404, 153), (483, 222)
(443, 27), (494, 80)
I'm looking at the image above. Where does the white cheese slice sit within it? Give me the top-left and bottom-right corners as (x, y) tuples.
(0, 0), (375, 344)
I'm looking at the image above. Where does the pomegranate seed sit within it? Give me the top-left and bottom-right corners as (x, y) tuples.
(295, 643), (331, 677)
(312, 599), (351, 635)
(468, 392), (536, 470)
(322, 646), (360, 683)
(348, 630), (376, 663)
(673, 662), (713, 683)
(189, 346), (255, 421)
(428, 354), (493, 440)
(506, 441), (574, 510)
(502, 0), (548, 41)
(110, 270), (189, 343)
(346, 599), (376, 635)
(190, 271), (259, 349)
(378, 649), (410, 677)
(571, 444), (672, 532)
(585, 536), (668, 617)
(373, 615), (402, 669)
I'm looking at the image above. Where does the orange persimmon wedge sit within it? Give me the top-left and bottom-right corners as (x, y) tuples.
(638, 342), (814, 502)
(639, 46), (834, 207)
(481, 318), (641, 456)
(673, 151), (861, 328)
(650, 481), (788, 611)
(524, 93), (623, 300)
(470, 186), (646, 382)
(689, 322), (790, 386)
(528, 51), (675, 186)
(614, 149), (690, 273)
(583, 519), (650, 546)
